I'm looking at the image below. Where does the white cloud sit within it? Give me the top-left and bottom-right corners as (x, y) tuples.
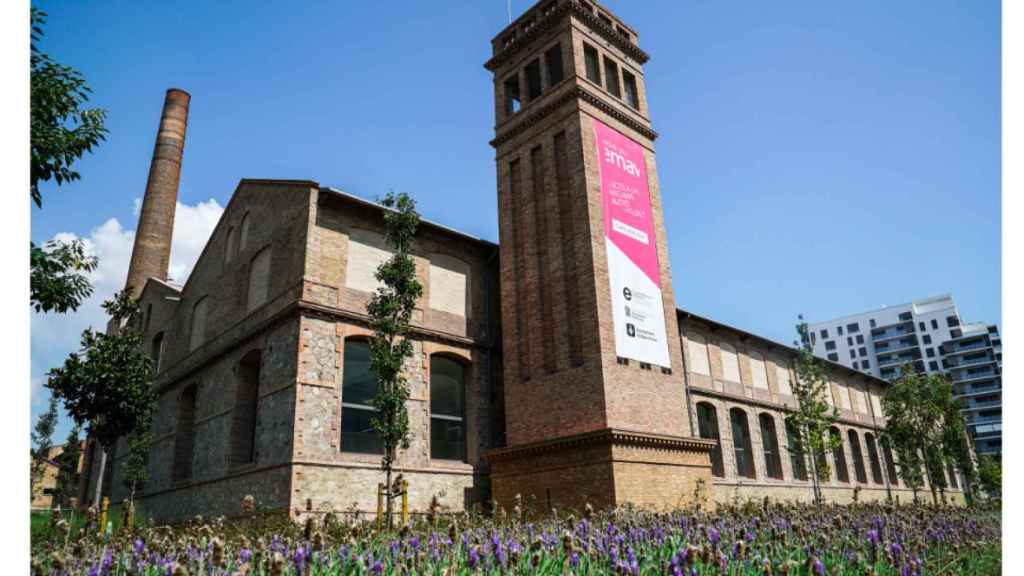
(30, 199), (224, 432)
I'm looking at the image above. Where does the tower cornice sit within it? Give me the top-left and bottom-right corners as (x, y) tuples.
(484, 1), (649, 73)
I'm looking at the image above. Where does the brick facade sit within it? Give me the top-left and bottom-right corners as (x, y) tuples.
(91, 1), (965, 523)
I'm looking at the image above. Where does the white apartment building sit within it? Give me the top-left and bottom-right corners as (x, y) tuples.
(809, 295), (1002, 457)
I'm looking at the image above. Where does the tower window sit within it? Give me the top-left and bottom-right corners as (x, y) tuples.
(504, 74), (521, 115)
(584, 43), (601, 84)
(545, 43), (564, 86)
(525, 58), (543, 101)
(603, 57), (621, 97)
(623, 70), (639, 109)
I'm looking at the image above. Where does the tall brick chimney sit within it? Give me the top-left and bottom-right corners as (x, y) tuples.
(125, 88), (190, 296)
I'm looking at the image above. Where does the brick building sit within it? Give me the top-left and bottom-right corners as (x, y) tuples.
(84, 0), (963, 522)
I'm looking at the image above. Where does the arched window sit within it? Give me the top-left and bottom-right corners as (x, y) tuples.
(225, 226), (235, 264)
(144, 303), (152, 333)
(151, 332), (165, 374)
(730, 408), (755, 479)
(231, 350), (261, 465)
(430, 355), (466, 461)
(696, 402), (724, 477)
(749, 351), (769, 390)
(880, 437), (899, 486)
(687, 334), (711, 376)
(786, 418), (808, 481)
(340, 339), (382, 454)
(172, 384), (198, 481)
(720, 342), (740, 383)
(865, 433), (884, 484)
(240, 213), (251, 252)
(189, 296), (208, 351)
(848, 430), (868, 483)
(830, 427), (849, 483)
(247, 247), (272, 312)
(759, 413), (783, 479)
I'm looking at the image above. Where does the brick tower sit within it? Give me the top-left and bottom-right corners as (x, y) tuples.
(125, 88), (190, 296)
(484, 0), (714, 511)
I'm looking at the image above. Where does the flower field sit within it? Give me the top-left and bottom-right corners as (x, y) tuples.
(31, 500), (1000, 575)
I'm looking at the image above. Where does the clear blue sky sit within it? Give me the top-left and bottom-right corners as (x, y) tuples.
(31, 0), (1000, 400)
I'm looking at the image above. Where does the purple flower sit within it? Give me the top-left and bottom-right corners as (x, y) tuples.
(133, 539), (145, 555)
(468, 546), (480, 570)
(708, 527), (721, 546)
(867, 529), (880, 546)
(813, 557), (825, 576)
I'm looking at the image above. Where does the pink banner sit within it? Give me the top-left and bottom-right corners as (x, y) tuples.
(595, 119), (660, 287)
(594, 118), (671, 367)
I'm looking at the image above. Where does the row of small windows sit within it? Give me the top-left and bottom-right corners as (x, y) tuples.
(696, 403), (910, 486)
(582, 43), (640, 110)
(341, 340), (468, 461)
(504, 42), (565, 115)
(687, 334), (792, 394)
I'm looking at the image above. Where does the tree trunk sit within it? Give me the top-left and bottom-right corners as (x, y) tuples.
(93, 447), (107, 507)
(384, 456), (393, 530)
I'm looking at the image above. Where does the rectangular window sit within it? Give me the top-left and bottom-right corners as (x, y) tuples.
(869, 318), (877, 328)
(856, 334), (864, 344)
(847, 322), (860, 333)
(504, 74), (521, 115)
(525, 58), (542, 101)
(849, 349), (856, 359)
(923, 334), (932, 344)
(847, 337), (854, 346)
(837, 326), (844, 336)
(929, 361), (939, 371)
(622, 70), (639, 109)
(852, 361), (859, 369)
(820, 329), (829, 339)
(899, 312), (912, 322)
(862, 360), (870, 370)
(584, 43), (601, 84)
(926, 347), (935, 358)
(825, 341), (836, 351)
(919, 322), (926, 332)
(603, 56), (621, 97)
(859, 347), (868, 357)
(545, 43), (564, 86)
(947, 315), (960, 327)
(931, 319), (939, 330)
(951, 329), (962, 339)
(827, 353), (839, 362)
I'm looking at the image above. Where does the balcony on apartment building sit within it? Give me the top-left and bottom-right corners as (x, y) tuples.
(870, 321), (916, 343)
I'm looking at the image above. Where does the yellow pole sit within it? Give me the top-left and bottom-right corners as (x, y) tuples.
(98, 497), (109, 537)
(376, 483), (385, 530)
(401, 480), (409, 527)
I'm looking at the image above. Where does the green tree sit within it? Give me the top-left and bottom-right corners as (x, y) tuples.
(121, 426), (152, 506)
(881, 366), (962, 504)
(53, 425), (82, 508)
(30, 7), (107, 314)
(30, 239), (98, 314)
(789, 316), (841, 505)
(30, 394), (60, 501)
(367, 191), (423, 529)
(977, 454), (1001, 499)
(30, 7), (108, 208)
(47, 290), (155, 506)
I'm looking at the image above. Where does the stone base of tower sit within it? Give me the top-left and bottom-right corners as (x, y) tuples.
(485, 429), (716, 514)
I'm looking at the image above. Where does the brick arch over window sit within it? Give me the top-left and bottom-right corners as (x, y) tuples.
(429, 353), (468, 461)
(830, 426), (850, 483)
(865, 432), (884, 484)
(758, 413), (783, 479)
(231, 349), (261, 466)
(340, 338), (382, 454)
(848, 429), (868, 483)
(695, 402), (723, 477)
(729, 407), (756, 479)
(172, 384), (198, 482)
